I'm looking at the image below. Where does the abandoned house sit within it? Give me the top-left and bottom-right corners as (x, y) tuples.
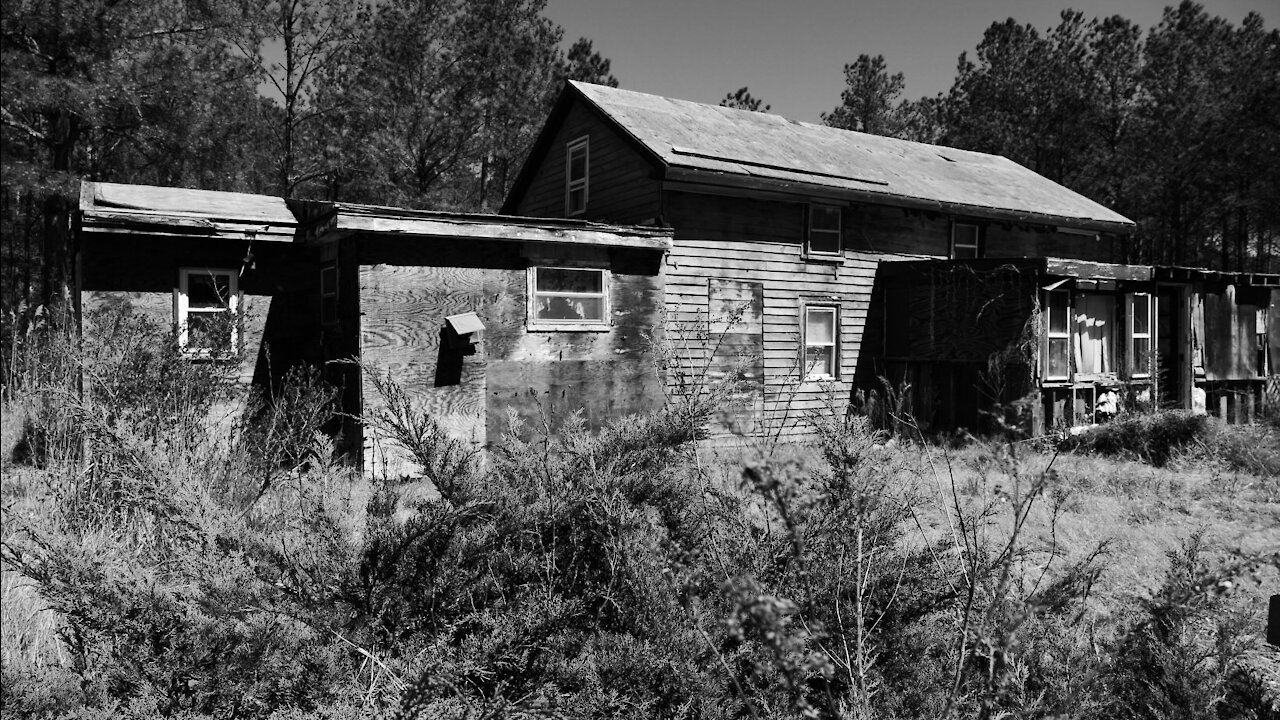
(504, 81), (1280, 435)
(76, 181), (672, 476)
(73, 83), (1279, 472)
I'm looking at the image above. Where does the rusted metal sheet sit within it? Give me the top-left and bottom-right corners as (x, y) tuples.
(568, 81), (1135, 233)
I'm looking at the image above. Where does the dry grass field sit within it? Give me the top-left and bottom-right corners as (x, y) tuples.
(2, 315), (1277, 718)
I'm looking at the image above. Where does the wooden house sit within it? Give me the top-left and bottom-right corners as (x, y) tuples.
(867, 258), (1279, 433)
(503, 81), (1150, 436)
(77, 182), (672, 476)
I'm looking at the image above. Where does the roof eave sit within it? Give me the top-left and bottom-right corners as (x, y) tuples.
(663, 167), (1135, 235)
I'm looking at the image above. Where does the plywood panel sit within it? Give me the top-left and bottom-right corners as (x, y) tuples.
(359, 264), (493, 478)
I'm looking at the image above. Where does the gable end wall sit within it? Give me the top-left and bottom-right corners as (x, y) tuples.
(513, 101), (661, 225)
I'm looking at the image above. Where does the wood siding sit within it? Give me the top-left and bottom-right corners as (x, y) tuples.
(663, 190), (876, 439)
(353, 235), (664, 478)
(513, 103), (661, 224)
(78, 236), (318, 431)
(847, 205), (1118, 262)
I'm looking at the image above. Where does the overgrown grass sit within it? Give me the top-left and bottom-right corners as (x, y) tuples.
(1058, 409), (1280, 476)
(2, 308), (1277, 719)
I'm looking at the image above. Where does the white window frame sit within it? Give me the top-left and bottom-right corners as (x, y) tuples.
(802, 305), (839, 380)
(320, 260), (338, 326)
(565, 136), (589, 217)
(527, 266), (610, 332)
(807, 205), (842, 257)
(1257, 307), (1270, 377)
(175, 267), (239, 358)
(1044, 290), (1071, 381)
(951, 222), (981, 259)
(1128, 292), (1154, 378)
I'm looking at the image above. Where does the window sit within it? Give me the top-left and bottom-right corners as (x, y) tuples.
(803, 305), (838, 379)
(528, 266), (609, 328)
(807, 205), (842, 256)
(1128, 293), (1154, 378)
(951, 223), (980, 259)
(1044, 290), (1070, 380)
(176, 268), (238, 356)
(1258, 307), (1270, 377)
(1074, 294), (1116, 375)
(565, 137), (588, 216)
(320, 261), (338, 325)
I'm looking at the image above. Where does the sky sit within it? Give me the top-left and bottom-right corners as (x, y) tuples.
(543, 0), (1274, 122)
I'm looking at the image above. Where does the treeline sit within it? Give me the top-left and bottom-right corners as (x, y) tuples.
(820, 2), (1280, 271)
(2, 2), (1277, 329)
(0, 0), (617, 318)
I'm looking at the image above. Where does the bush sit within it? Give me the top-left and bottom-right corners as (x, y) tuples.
(1059, 410), (1209, 466)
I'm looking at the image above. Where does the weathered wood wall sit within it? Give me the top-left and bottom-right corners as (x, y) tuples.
(846, 205), (1118, 263)
(352, 235), (664, 478)
(79, 237), (318, 425)
(513, 103), (661, 225)
(663, 190), (875, 439)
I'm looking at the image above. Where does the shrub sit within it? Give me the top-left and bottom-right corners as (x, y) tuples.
(1059, 410), (1208, 466)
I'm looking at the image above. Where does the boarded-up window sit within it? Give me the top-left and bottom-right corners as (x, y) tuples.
(807, 205), (842, 255)
(565, 137), (588, 216)
(708, 279), (764, 434)
(804, 305), (838, 379)
(529, 266), (608, 326)
(1044, 290), (1070, 380)
(176, 268), (238, 356)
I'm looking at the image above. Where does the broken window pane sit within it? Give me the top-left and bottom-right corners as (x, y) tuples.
(188, 273), (232, 309)
(535, 296), (604, 321)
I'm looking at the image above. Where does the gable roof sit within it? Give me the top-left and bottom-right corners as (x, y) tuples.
(511, 81), (1135, 233)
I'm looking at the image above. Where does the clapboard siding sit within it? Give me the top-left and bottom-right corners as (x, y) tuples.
(514, 103), (660, 224)
(848, 204), (1119, 263)
(663, 190), (880, 437)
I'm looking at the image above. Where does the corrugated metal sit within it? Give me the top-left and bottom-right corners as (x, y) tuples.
(571, 81), (1136, 231)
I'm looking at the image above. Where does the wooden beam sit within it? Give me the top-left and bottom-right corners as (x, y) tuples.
(1045, 257), (1153, 282)
(336, 214), (672, 251)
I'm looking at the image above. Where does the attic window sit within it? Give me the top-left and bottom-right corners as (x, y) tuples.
(565, 136), (588, 216)
(951, 222), (981, 259)
(938, 153), (955, 162)
(176, 268), (238, 357)
(807, 205), (842, 256)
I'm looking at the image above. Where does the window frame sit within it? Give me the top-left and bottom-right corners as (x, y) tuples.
(564, 136), (589, 217)
(951, 222), (982, 259)
(175, 267), (239, 358)
(1043, 289), (1071, 382)
(320, 260), (338, 326)
(526, 265), (611, 332)
(806, 204), (843, 257)
(802, 304), (840, 380)
(1128, 292), (1154, 379)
